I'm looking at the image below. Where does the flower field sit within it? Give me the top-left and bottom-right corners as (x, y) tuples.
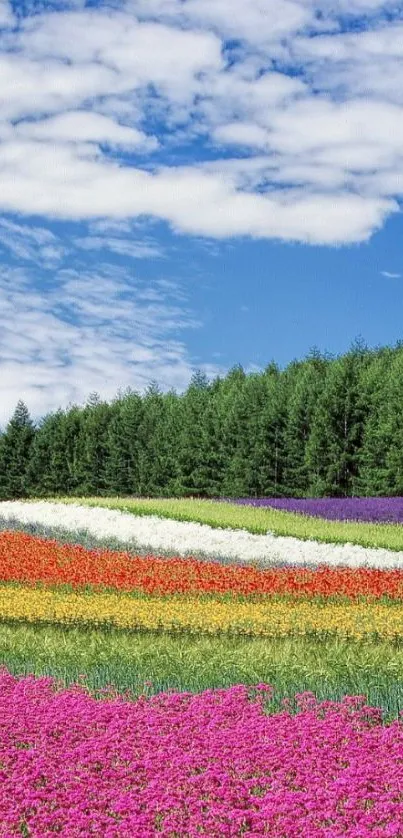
(2, 497), (403, 835)
(230, 496), (403, 523)
(5, 498), (403, 566)
(3, 674), (403, 838)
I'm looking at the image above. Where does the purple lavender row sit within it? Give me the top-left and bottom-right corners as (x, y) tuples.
(221, 496), (403, 523)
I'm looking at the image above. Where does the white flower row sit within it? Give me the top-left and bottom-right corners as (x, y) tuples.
(1, 500), (403, 570)
(0, 501), (403, 568)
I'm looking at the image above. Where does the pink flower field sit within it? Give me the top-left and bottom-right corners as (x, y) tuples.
(1, 670), (403, 837)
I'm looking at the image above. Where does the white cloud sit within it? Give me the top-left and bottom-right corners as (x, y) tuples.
(0, 2), (401, 247)
(0, 263), (219, 425)
(89, 219), (134, 235)
(0, 136), (395, 243)
(129, 0), (312, 44)
(75, 235), (164, 259)
(292, 23), (403, 104)
(17, 111), (158, 151)
(0, 54), (124, 122)
(0, 218), (67, 266)
(315, 0), (398, 11)
(0, 0), (13, 27)
(17, 11), (223, 100)
(213, 122), (269, 149)
(381, 270), (401, 278)
(203, 70), (306, 137)
(263, 99), (403, 156)
(295, 24), (403, 63)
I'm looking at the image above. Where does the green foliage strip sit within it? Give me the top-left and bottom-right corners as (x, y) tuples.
(2, 622), (403, 717)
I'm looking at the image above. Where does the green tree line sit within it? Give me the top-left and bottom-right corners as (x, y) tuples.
(1, 339), (402, 500)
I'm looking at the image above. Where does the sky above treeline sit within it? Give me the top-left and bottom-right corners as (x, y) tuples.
(1, 0), (403, 425)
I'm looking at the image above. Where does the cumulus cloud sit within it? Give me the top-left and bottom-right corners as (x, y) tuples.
(0, 1), (402, 246)
(130, 0), (312, 44)
(17, 111), (158, 151)
(16, 11), (223, 100)
(212, 123), (267, 149)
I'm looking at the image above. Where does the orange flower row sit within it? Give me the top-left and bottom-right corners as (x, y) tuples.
(2, 530), (403, 600)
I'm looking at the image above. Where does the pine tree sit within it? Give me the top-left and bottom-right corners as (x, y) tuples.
(178, 371), (211, 496)
(9, 339), (403, 501)
(75, 396), (112, 495)
(306, 341), (370, 496)
(27, 410), (67, 497)
(104, 392), (143, 495)
(197, 379), (227, 496)
(381, 349), (403, 494)
(355, 348), (393, 495)
(54, 406), (85, 495)
(256, 365), (287, 497)
(218, 366), (247, 496)
(282, 351), (329, 496)
(0, 401), (36, 499)
(137, 383), (165, 496)
(223, 373), (268, 497)
(155, 391), (183, 496)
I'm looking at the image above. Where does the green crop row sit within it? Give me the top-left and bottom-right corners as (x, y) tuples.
(2, 622), (403, 717)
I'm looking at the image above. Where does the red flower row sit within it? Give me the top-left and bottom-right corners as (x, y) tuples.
(2, 530), (403, 599)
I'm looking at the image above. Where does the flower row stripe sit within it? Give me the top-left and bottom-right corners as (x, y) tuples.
(1, 671), (402, 836)
(3, 500), (403, 568)
(2, 584), (403, 638)
(4, 530), (403, 599)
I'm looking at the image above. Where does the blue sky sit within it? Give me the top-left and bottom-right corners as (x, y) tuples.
(1, 0), (403, 424)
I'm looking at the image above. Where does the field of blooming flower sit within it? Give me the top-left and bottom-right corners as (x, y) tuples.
(230, 496), (403, 523)
(2, 496), (403, 835)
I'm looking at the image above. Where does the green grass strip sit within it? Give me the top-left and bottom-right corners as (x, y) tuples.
(42, 495), (403, 552)
(2, 622), (403, 717)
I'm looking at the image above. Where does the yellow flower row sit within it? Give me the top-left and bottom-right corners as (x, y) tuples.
(1, 585), (403, 639)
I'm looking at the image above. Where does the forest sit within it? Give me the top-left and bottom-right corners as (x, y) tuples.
(1, 338), (402, 500)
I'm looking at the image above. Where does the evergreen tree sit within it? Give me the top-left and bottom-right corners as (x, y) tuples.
(256, 364), (287, 497)
(72, 396), (111, 495)
(27, 410), (68, 496)
(155, 391), (183, 496)
(218, 366), (250, 497)
(0, 401), (36, 499)
(137, 383), (165, 496)
(59, 406), (85, 495)
(381, 349), (403, 494)
(178, 371), (211, 496)
(355, 347), (393, 495)
(104, 391), (143, 495)
(197, 379), (227, 496)
(306, 341), (370, 496)
(216, 366), (246, 496)
(222, 372), (269, 497)
(282, 351), (329, 496)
